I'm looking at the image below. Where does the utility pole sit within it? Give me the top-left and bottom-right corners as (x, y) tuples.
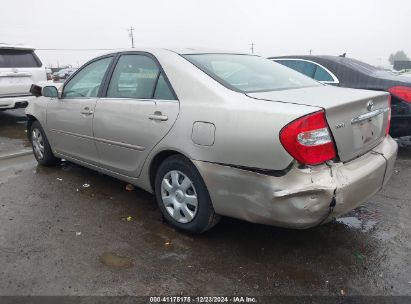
(249, 42), (255, 54)
(128, 26), (135, 48)
(309, 49), (312, 55)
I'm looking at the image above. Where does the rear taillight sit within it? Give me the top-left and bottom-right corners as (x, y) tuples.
(280, 111), (336, 165)
(386, 94), (391, 136)
(388, 86), (411, 103)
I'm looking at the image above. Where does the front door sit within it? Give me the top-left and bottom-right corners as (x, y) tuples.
(92, 53), (179, 177)
(46, 56), (113, 163)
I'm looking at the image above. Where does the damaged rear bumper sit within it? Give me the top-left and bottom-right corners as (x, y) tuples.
(193, 136), (397, 229)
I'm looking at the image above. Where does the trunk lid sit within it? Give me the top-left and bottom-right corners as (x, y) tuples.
(248, 86), (390, 162)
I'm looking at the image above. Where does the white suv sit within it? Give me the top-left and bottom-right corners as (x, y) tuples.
(0, 44), (47, 110)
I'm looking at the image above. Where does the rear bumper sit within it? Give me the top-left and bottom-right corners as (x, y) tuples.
(194, 136), (398, 229)
(0, 96), (32, 109)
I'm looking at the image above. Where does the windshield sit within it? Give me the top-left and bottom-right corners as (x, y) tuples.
(183, 54), (321, 93)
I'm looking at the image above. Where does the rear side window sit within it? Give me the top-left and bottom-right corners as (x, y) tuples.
(107, 54), (176, 100)
(0, 49), (42, 68)
(107, 55), (159, 99)
(314, 65), (334, 82)
(154, 74), (175, 100)
(278, 59), (336, 82)
(277, 60), (316, 78)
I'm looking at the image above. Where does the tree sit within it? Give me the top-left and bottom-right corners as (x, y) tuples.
(389, 51), (410, 65)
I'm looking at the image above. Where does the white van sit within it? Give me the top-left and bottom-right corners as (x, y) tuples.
(0, 44), (47, 110)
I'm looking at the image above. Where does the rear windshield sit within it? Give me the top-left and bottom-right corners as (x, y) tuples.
(183, 54), (321, 93)
(0, 49), (42, 68)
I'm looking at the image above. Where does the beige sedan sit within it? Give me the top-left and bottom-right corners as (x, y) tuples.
(26, 48), (397, 233)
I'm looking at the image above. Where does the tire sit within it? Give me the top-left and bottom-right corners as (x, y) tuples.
(30, 121), (60, 166)
(154, 155), (220, 234)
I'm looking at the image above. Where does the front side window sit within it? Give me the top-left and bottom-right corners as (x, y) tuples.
(107, 55), (159, 99)
(184, 54), (320, 93)
(62, 57), (112, 98)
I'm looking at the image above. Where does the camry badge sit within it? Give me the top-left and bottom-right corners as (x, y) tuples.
(367, 100), (374, 112)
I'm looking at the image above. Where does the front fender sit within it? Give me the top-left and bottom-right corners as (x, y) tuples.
(25, 96), (50, 136)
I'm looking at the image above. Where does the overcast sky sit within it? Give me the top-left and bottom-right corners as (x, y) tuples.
(1, 0), (410, 67)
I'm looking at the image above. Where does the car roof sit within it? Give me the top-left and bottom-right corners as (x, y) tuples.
(102, 47), (249, 56)
(271, 54), (376, 67)
(0, 43), (35, 50)
(167, 47), (248, 55)
(271, 54), (346, 61)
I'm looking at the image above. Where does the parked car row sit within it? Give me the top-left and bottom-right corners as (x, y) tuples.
(27, 48), (397, 233)
(52, 67), (77, 82)
(399, 69), (411, 78)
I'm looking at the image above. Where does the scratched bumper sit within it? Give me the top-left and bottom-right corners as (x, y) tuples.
(194, 136), (398, 229)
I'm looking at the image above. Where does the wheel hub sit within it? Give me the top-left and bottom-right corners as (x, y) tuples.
(175, 190), (184, 203)
(160, 170), (198, 224)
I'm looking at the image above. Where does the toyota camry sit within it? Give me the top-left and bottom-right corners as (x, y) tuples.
(26, 48), (397, 233)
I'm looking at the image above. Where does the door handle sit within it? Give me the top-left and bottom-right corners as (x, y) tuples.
(80, 107), (94, 115)
(148, 111), (168, 121)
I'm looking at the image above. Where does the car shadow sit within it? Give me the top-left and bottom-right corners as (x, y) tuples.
(397, 137), (411, 160)
(0, 109), (28, 140)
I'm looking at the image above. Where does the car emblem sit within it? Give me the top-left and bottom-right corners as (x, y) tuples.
(366, 100), (374, 111)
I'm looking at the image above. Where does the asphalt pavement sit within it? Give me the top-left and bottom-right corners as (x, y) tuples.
(0, 109), (410, 296)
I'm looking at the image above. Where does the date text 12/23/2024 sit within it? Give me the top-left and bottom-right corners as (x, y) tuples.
(150, 296), (257, 303)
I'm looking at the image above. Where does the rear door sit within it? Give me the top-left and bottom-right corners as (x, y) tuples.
(46, 56), (113, 163)
(93, 53), (179, 177)
(0, 48), (46, 97)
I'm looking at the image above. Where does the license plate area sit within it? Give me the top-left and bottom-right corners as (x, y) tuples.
(0, 77), (31, 85)
(351, 111), (384, 149)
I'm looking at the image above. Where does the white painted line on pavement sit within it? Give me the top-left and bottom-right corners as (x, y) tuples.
(0, 149), (33, 160)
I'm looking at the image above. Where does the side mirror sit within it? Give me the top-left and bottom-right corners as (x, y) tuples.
(43, 86), (59, 98)
(30, 84), (42, 97)
(30, 84), (59, 98)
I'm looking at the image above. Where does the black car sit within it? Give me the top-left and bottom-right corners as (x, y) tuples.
(270, 55), (411, 137)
